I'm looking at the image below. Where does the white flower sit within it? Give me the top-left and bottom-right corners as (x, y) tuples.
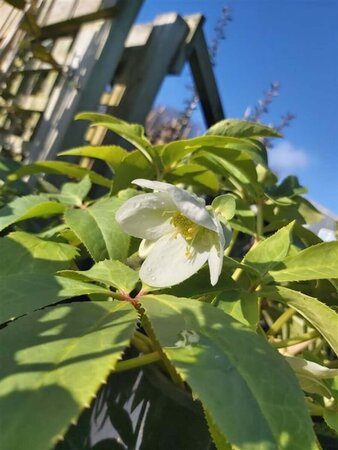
(116, 179), (231, 287)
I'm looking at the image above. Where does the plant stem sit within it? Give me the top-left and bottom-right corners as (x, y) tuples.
(269, 330), (320, 348)
(131, 330), (154, 353)
(114, 351), (161, 373)
(130, 336), (151, 354)
(325, 359), (338, 368)
(267, 307), (295, 336)
(224, 229), (238, 256)
(232, 266), (243, 282)
(256, 197), (264, 241)
(134, 330), (153, 347)
(305, 399), (325, 417)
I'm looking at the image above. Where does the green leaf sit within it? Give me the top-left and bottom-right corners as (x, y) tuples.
(285, 356), (338, 379)
(216, 289), (260, 328)
(59, 176), (91, 204)
(117, 188), (140, 201)
(8, 161), (111, 188)
(141, 295), (318, 450)
(163, 264), (238, 298)
(165, 163), (220, 193)
(64, 197), (130, 262)
(263, 198), (323, 232)
(206, 119), (282, 138)
(230, 198), (256, 236)
(204, 408), (232, 450)
(0, 195), (66, 232)
(0, 231), (77, 275)
(58, 260), (139, 294)
(292, 222), (322, 247)
(294, 374), (332, 398)
(161, 135), (268, 168)
(0, 155), (22, 178)
(268, 241), (338, 282)
(267, 176), (307, 200)
(193, 150), (259, 196)
(160, 139), (197, 168)
(48, 176), (92, 207)
(91, 122), (153, 165)
(0, 273), (112, 324)
(59, 146), (128, 172)
(0, 301), (137, 450)
(111, 151), (155, 194)
(297, 197), (323, 224)
(324, 409), (338, 434)
(75, 112), (145, 138)
(243, 221), (294, 275)
(259, 286), (338, 354)
(211, 194), (236, 221)
(285, 356), (338, 398)
(326, 376), (338, 402)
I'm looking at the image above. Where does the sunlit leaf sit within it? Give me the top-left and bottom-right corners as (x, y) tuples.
(8, 161), (111, 188)
(90, 122), (153, 165)
(75, 112), (145, 137)
(243, 221), (295, 275)
(58, 260), (139, 294)
(212, 194), (236, 221)
(260, 286), (338, 354)
(111, 151), (155, 194)
(268, 241), (338, 282)
(64, 197), (130, 262)
(59, 146), (128, 173)
(0, 231), (77, 275)
(0, 301), (137, 450)
(323, 409), (338, 434)
(0, 195), (66, 232)
(206, 119), (282, 138)
(216, 289), (260, 328)
(141, 294), (318, 450)
(0, 273), (113, 324)
(193, 150), (260, 197)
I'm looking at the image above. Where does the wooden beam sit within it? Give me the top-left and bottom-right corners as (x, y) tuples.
(102, 13), (189, 128)
(187, 26), (225, 126)
(26, 0), (144, 162)
(169, 14), (205, 75)
(39, 5), (120, 40)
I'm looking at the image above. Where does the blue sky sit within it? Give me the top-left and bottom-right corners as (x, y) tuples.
(137, 0), (338, 214)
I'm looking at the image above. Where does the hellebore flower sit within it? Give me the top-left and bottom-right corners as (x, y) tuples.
(116, 179), (232, 288)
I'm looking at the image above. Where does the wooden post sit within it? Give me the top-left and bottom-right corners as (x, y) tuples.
(26, 0), (144, 161)
(89, 13), (189, 146)
(188, 26), (225, 126)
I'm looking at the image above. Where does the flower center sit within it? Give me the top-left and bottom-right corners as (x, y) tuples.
(170, 212), (199, 241)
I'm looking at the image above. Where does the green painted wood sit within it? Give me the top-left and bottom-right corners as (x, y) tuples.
(98, 13), (190, 142)
(27, 0), (144, 162)
(188, 26), (225, 126)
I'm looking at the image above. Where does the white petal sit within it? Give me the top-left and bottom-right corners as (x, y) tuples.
(115, 192), (176, 239)
(133, 179), (175, 192)
(208, 217), (226, 285)
(139, 232), (210, 287)
(169, 188), (217, 232)
(133, 179), (217, 232)
(208, 245), (223, 286)
(139, 239), (157, 258)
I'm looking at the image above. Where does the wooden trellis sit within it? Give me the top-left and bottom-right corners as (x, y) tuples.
(0, 0), (224, 162)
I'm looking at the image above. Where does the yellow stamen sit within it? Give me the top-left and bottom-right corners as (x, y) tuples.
(170, 212), (199, 240)
(170, 212), (202, 259)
